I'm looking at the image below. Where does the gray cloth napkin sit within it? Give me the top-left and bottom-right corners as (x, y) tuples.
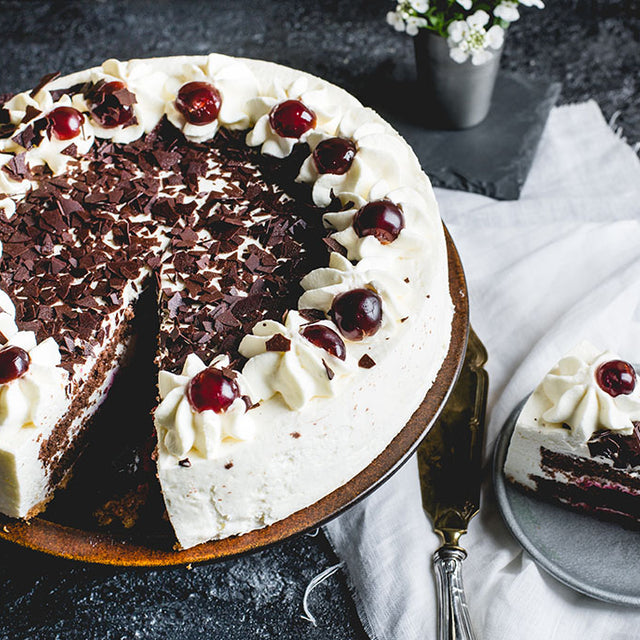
(323, 101), (640, 640)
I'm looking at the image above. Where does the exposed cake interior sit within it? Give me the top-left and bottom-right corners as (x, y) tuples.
(504, 341), (640, 528)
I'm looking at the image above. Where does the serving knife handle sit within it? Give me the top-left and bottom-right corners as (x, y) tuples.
(433, 547), (477, 640)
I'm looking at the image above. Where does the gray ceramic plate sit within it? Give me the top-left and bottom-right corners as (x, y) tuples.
(493, 400), (640, 607)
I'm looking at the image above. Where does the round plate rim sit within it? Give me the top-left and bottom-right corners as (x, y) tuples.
(493, 400), (640, 607)
(0, 225), (468, 567)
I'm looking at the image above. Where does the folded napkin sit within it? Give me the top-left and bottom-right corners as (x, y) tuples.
(324, 101), (640, 640)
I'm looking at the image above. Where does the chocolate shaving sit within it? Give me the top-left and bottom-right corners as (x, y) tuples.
(358, 354), (376, 369)
(298, 308), (326, 322)
(61, 143), (78, 157)
(30, 71), (61, 97)
(265, 334), (291, 352)
(322, 359), (335, 380)
(2, 153), (30, 181)
(178, 458), (191, 468)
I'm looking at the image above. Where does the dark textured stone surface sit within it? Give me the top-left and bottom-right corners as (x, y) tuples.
(384, 74), (562, 199)
(0, 1), (638, 638)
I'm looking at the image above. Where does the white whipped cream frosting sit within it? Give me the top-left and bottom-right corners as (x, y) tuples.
(324, 183), (430, 262)
(0, 331), (68, 434)
(0, 91), (95, 193)
(68, 58), (166, 144)
(245, 76), (341, 158)
(537, 341), (640, 443)
(296, 106), (417, 207)
(298, 251), (412, 326)
(154, 353), (254, 460)
(164, 54), (259, 143)
(239, 311), (354, 410)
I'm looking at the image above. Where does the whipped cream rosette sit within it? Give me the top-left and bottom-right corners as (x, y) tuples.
(239, 311), (355, 410)
(163, 54), (259, 143)
(298, 252), (412, 327)
(67, 57), (166, 144)
(0, 331), (68, 434)
(296, 106), (417, 207)
(245, 75), (341, 158)
(154, 353), (254, 460)
(324, 182), (430, 261)
(539, 341), (640, 443)
(0, 90), (95, 191)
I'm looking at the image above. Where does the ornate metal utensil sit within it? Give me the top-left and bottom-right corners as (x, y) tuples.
(418, 328), (489, 640)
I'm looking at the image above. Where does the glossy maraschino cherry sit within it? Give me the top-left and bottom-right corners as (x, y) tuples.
(175, 81), (222, 125)
(186, 367), (240, 413)
(47, 106), (84, 141)
(596, 359), (637, 397)
(300, 324), (347, 360)
(269, 99), (316, 139)
(0, 345), (30, 384)
(89, 80), (135, 128)
(312, 137), (356, 175)
(330, 289), (382, 341)
(353, 200), (405, 244)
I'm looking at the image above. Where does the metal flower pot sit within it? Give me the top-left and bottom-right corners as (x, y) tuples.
(414, 30), (502, 129)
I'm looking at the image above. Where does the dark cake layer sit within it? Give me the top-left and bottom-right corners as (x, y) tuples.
(533, 476), (640, 530)
(529, 446), (640, 529)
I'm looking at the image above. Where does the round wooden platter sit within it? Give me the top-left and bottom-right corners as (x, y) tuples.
(0, 227), (469, 566)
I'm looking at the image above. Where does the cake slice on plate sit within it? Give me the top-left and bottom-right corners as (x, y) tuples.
(504, 341), (640, 527)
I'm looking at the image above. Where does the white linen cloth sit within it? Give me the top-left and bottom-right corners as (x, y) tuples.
(323, 100), (640, 640)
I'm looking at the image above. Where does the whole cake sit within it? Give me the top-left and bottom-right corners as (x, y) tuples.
(0, 54), (453, 549)
(504, 341), (640, 528)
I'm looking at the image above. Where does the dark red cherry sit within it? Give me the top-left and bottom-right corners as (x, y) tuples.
(89, 80), (135, 128)
(186, 368), (240, 413)
(47, 106), (84, 141)
(175, 81), (222, 125)
(353, 200), (405, 244)
(330, 289), (383, 341)
(312, 137), (356, 175)
(269, 100), (316, 139)
(0, 345), (30, 384)
(596, 360), (636, 397)
(300, 324), (347, 360)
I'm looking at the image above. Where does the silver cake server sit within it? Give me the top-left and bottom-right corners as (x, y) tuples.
(417, 328), (489, 640)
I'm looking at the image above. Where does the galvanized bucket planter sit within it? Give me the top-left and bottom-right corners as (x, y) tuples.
(414, 30), (502, 129)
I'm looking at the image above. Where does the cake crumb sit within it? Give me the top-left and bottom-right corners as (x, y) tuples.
(94, 484), (149, 529)
(224, 461), (234, 469)
(291, 432), (301, 439)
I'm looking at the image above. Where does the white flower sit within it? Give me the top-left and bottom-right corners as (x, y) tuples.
(467, 9), (490, 28)
(449, 47), (470, 64)
(447, 11), (504, 65)
(386, 10), (406, 32)
(447, 20), (468, 43)
(456, 0), (473, 10)
(486, 24), (505, 49)
(494, 1), (520, 22)
(405, 15), (428, 36)
(519, 0), (544, 7)
(410, 0), (429, 12)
